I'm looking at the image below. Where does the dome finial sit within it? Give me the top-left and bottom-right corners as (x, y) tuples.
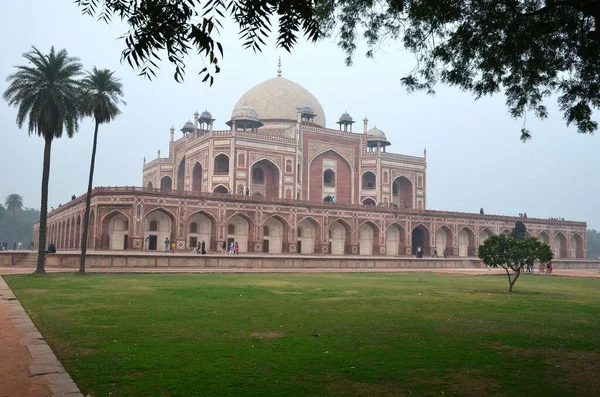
(277, 56), (282, 77)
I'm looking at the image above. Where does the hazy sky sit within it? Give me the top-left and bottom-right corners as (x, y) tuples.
(1, 1), (598, 230)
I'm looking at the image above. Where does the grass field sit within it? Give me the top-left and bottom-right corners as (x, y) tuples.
(5, 273), (600, 397)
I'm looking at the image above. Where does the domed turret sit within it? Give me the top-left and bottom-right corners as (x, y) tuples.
(337, 111), (355, 131)
(297, 104), (316, 123)
(226, 104), (264, 130)
(180, 120), (195, 135)
(365, 125), (391, 151)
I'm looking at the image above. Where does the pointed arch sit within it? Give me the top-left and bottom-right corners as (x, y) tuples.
(262, 214), (290, 253)
(479, 227), (493, 244)
(87, 209), (96, 249)
(411, 224), (431, 255)
(361, 171), (377, 190)
(146, 181), (154, 189)
(392, 175), (413, 209)
(309, 149), (353, 204)
(458, 227), (476, 257)
(214, 153), (230, 174)
(297, 216), (321, 254)
(177, 157), (186, 191)
(101, 210), (130, 250)
(75, 215), (81, 249)
(571, 233), (584, 258)
(213, 184), (229, 194)
(435, 225), (453, 256)
(143, 208), (176, 251)
(358, 220), (380, 255)
(501, 229), (511, 236)
(554, 232), (567, 258)
(192, 161), (203, 192)
(386, 223), (406, 256)
(250, 158), (280, 198)
(187, 210), (216, 251)
(329, 218), (352, 255)
(538, 231), (550, 245)
(226, 212), (255, 253)
(362, 198), (376, 205)
(160, 176), (172, 191)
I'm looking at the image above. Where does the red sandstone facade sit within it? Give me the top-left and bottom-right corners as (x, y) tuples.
(35, 67), (587, 258)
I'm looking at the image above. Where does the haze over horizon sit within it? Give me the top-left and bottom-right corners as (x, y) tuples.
(1, 0), (598, 230)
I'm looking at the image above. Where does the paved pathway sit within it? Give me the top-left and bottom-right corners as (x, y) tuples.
(0, 276), (83, 397)
(0, 266), (598, 397)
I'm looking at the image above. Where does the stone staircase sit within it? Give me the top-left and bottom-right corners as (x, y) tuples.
(14, 253), (38, 267)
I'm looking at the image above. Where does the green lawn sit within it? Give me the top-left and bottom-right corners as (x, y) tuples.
(5, 273), (600, 396)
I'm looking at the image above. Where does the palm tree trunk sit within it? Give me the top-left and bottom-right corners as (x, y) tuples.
(79, 121), (100, 273)
(35, 136), (53, 274)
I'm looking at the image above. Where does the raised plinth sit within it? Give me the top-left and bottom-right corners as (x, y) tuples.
(2, 252), (599, 270)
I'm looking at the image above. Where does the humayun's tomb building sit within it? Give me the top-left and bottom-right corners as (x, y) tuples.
(35, 63), (587, 259)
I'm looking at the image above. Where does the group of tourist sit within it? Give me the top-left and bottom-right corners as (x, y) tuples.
(0, 241), (34, 251)
(415, 246), (451, 258)
(221, 241), (240, 255)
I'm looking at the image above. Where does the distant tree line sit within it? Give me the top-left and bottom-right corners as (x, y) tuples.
(587, 229), (600, 259)
(0, 195), (40, 250)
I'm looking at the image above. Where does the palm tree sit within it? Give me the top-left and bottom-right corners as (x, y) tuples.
(79, 68), (125, 273)
(3, 47), (83, 274)
(5, 194), (24, 219)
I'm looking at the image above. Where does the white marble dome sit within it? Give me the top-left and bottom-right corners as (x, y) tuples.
(233, 76), (326, 127)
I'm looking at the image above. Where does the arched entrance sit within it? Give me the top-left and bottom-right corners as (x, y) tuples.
(309, 150), (352, 204)
(297, 218), (319, 254)
(226, 214), (252, 253)
(386, 224), (406, 256)
(187, 212), (213, 251)
(177, 157), (185, 191)
(554, 233), (567, 258)
(143, 209), (174, 251)
(75, 215), (81, 249)
(192, 162), (203, 192)
(458, 227), (475, 257)
(571, 233), (584, 258)
(359, 222), (379, 255)
(262, 216), (287, 253)
(361, 171), (376, 189)
(214, 154), (230, 174)
(146, 181), (154, 189)
(102, 211), (129, 250)
(251, 159), (280, 198)
(213, 185), (228, 194)
(479, 228), (493, 244)
(329, 220), (351, 255)
(87, 209), (96, 249)
(362, 198), (376, 206)
(538, 231), (550, 245)
(160, 176), (172, 191)
(392, 176), (413, 209)
(435, 226), (453, 256)
(411, 225), (430, 255)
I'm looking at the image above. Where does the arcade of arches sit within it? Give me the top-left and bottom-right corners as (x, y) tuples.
(40, 204), (586, 259)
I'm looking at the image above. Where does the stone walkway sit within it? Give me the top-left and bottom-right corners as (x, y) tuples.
(0, 276), (83, 397)
(0, 266), (598, 397)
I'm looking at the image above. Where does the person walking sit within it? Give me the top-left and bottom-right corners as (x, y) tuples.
(222, 241), (227, 254)
(234, 242), (239, 255)
(229, 242), (235, 255)
(164, 238), (170, 253)
(170, 241), (176, 254)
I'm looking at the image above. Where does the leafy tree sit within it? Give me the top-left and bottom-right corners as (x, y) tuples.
(0, 206), (41, 250)
(510, 221), (527, 240)
(3, 47), (83, 274)
(79, 68), (125, 273)
(478, 234), (553, 292)
(4, 194), (24, 219)
(75, 0), (600, 139)
(587, 229), (600, 259)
